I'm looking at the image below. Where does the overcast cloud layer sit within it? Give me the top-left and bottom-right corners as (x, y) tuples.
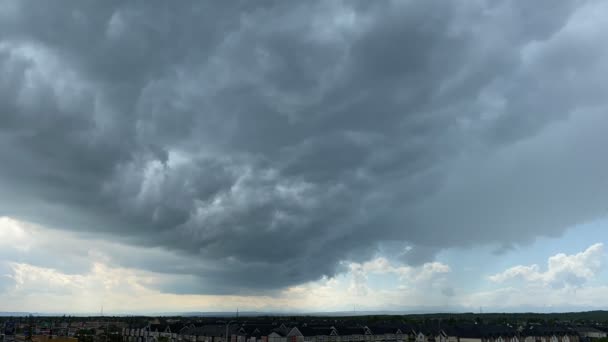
(1, 0), (608, 295)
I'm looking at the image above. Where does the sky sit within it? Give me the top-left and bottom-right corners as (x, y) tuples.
(0, 0), (607, 314)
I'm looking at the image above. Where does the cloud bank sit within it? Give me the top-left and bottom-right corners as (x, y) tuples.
(1, 0), (607, 294)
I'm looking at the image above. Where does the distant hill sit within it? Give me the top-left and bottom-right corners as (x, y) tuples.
(1, 310), (607, 321)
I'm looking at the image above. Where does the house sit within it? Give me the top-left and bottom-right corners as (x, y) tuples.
(245, 325), (276, 342)
(574, 327), (607, 340)
(521, 324), (579, 342)
(413, 324), (448, 342)
(478, 325), (519, 342)
(452, 324), (483, 342)
(368, 325), (410, 342)
(268, 324), (290, 342)
(179, 324), (236, 342)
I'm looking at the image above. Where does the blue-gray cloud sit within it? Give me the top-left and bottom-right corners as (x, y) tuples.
(1, 0), (607, 294)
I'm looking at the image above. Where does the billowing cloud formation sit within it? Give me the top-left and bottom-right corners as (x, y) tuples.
(461, 243), (608, 310)
(1, 0), (608, 294)
(489, 243), (605, 288)
(347, 257), (450, 296)
(0, 218), (458, 313)
(0, 227), (608, 314)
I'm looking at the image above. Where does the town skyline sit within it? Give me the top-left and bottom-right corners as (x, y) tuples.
(3, 312), (608, 342)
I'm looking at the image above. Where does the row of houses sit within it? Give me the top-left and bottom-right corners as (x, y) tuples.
(2, 320), (127, 338)
(122, 323), (606, 342)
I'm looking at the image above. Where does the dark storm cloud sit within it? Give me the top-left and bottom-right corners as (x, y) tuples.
(1, 0), (607, 294)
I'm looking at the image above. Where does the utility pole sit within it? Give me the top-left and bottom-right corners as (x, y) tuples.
(224, 321), (237, 342)
(25, 315), (32, 342)
(104, 317), (109, 342)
